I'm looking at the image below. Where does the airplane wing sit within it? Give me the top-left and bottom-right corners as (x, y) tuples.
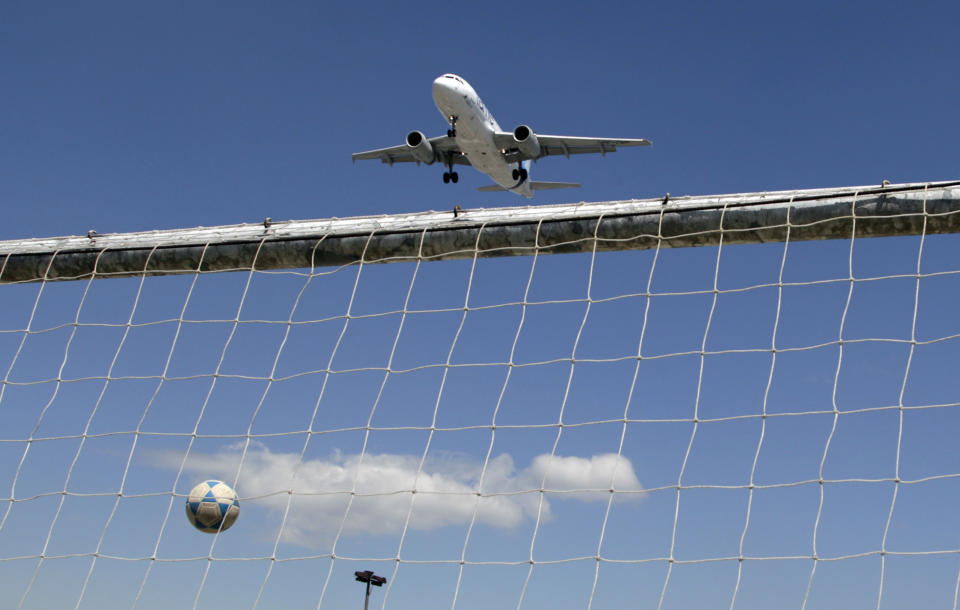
(351, 135), (470, 166)
(492, 133), (651, 161)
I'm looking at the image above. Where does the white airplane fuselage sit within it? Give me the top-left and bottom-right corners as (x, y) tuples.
(431, 74), (533, 197)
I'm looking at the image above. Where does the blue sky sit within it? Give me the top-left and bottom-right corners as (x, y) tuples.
(2, 0), (959, 238)
(2, 1), (960, 609)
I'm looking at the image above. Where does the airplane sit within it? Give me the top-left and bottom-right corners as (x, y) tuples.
(352, 74), (652, 198)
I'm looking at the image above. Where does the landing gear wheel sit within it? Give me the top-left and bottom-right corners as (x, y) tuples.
(447, 116), (458, 138)
(512, 169), (520, 180)
(443, 172), (451, 184)
(451, 172), (459, 183)
(447, 129), (456, 138)
(519, 168), (528, 180)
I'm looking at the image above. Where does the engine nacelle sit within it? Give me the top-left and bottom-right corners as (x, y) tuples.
(512, 125), (541, 158)
(405, 130), (435, 165)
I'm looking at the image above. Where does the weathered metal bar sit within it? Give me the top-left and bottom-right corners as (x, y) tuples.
(2, 180), (958, 283)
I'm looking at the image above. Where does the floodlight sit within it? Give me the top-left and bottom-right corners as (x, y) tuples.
(354, 570), (387, 609)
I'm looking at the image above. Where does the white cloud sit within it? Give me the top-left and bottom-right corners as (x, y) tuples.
(152, 443), (642, 548)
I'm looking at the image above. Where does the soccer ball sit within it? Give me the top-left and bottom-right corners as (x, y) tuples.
(185, 480), (240, 533)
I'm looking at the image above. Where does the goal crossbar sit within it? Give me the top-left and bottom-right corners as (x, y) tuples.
(2, 180), (958, 283)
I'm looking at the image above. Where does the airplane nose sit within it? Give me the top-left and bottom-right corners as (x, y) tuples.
(432, 75), (457, 105)
(433, 75), (453, 95)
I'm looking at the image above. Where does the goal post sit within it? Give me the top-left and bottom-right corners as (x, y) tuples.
(3, 180), (958, 283)
(2, 180), (960, 609)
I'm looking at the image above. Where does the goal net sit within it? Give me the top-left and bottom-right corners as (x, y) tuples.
(2, 181), (960, 609)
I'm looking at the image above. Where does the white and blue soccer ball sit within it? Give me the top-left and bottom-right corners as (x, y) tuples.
(185, 480), (240, 533)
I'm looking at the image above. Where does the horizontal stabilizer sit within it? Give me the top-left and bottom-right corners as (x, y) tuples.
(529, 181), (581, 191)
(477, 181), (581, 193)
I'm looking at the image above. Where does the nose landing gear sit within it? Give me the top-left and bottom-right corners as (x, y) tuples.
(446, 116), (458, 138)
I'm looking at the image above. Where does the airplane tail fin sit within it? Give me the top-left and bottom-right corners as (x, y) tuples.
(477, 181), (581, 193)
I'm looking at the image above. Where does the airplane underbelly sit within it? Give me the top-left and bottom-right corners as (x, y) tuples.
(458, 125), (515, 185)
(438, 94), (516, 187)
(463, 142), (514, 184)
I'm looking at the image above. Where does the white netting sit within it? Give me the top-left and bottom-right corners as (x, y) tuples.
(3, 189), (960, 609)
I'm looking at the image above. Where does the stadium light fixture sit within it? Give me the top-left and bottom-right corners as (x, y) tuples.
(354, 570), (386, 610)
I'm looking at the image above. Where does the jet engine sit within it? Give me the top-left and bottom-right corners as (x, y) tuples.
(512, 125), (541, 159)
(405, 131), (435, 165)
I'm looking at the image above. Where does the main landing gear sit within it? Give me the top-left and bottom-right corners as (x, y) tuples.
(443, 117), (460, 183)
(512, 167), (528, 181)
(442, 154), (458, 184)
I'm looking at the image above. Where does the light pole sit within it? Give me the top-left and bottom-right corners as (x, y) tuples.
(354, 570), (386, 610)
